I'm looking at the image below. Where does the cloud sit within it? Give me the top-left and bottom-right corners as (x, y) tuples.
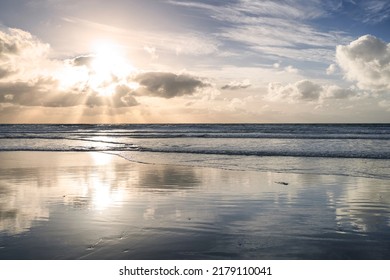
(0, 68), (13, 79)
(84, 85), (139, 108)
(0, 78), (138, 108)
(336, 35), (390, 91)
(0, 28), (48, 57)
(0, 78), (61, 107)
(326, 63), (337, 75)
(64, 16), (219, 56)
(221, 79), (251, 90)
(284, 65), (299, 74)
(134, 72), (209, 98)
(322, 85), (357, 100)
(71, 55), (95, 67)
(144, 46), (158, 60)
(362, 0), (390, 23)
(0, 27), (140, 108)
(345, 0), (390, 23)
(3, 28), (223, 109)
(0, 27), (51, 80)
(267, 80), (357, 102)
(171, 0), (327, 20)
(268, 80), (322, 102)
(1, 27), (215, 109)
(171, 0), (351, 62)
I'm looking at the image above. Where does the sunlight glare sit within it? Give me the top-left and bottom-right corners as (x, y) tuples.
(58, 41), (137, 97)
(91, 152), (113, 165)
(92, 43), (134, 76)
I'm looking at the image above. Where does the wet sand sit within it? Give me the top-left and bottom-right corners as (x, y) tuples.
(0, 151), (389, 259)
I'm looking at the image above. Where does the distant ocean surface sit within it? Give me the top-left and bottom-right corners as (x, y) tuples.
(1, 124), (389, 179)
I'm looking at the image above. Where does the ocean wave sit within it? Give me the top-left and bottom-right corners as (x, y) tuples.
(1, 133), (389, 140)
(137, 147), (390, 160)
(1, 124), (389, 160)
(1, 145), (389, 159)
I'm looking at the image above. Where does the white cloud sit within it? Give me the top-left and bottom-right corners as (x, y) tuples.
(171, 0), (351, 62)
(227, 97), (246, 111)
(359, 0), (390, 23)
(284, 65), (299, 74)
(336, 35), (390, 91)
(171, 0), (327, 20)
(0, 28), (52, 80)
(220, 95), (261, 114)
(267, 80), (322, 102)
(267, 80), (357, 103)
(326, 63), (338, 75)
(144, 46), (159, 60)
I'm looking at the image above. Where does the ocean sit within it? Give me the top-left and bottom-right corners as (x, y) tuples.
(1, 123), (389, 179)
(0, 124), (390, 259)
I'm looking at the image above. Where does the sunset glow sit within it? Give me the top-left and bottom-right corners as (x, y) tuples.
(0, 1), (389, 123)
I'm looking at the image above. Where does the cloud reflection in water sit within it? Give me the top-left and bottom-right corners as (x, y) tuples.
(0, 151), (389, 259)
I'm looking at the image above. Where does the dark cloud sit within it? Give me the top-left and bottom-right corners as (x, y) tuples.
(0, 36), (18, 57)
(85, 85), (139, 108)
(0, 78), (97, 107)
(0, 41), (18, 57)
(71, 55), (95, 67)
(221, 80), (251, 90)
(113, 84), (139, 107)
(0, 79), (139, 108)
(322, 86), (356, 100)
(0, 78), (58, 107)
(134, 72), (208, 98)
(0, 68), (13, 79)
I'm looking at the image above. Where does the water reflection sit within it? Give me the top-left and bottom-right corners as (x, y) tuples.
(334, 177), (390, 234)
(0, 152), (135, 234)
(0, 151), (389, 259)
(139, 165), (201, 191)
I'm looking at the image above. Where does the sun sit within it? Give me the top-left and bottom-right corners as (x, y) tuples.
(58, 41), (139, 96)
(89, 42), (138, 95)
(91, 43), (133, 78)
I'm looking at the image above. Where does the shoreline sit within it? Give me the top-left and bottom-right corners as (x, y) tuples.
(2, 150), (389, 180)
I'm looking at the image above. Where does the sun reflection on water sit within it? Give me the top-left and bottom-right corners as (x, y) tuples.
(90, 176), (126, 211)
(0, 152), (137, 234)
(91, 151), (114, 165)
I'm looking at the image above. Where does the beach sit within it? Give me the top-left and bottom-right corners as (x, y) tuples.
(1, 151), (389, 259)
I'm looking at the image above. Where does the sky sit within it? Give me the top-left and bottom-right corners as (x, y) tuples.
(0, 0), (389, 123)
